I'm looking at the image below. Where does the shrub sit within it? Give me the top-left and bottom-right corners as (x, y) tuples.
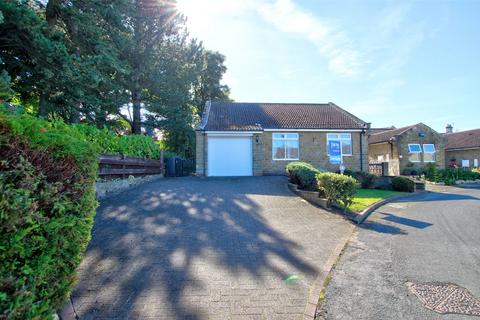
(0, 110), (99, 319)
(286, 162), (323, 191)
(424, 168), (480, 183)
(344, 170), (377, 189)
(392, 176), (414, 192)
(316, 172), (358, 210)
(70, 123), (162, 159)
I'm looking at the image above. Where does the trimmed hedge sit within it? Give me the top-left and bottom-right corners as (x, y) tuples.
(69, 123), (163, 159)
(286, 162), (323, 191)
(344, 170), (377, 189)
(392, 176), (415, 192)
(0, 110), (99, 319)
(316, 172), (358, 209)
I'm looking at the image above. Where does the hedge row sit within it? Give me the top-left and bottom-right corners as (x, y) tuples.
(285, 161), (323, 191)
(0, 110), (99, 319)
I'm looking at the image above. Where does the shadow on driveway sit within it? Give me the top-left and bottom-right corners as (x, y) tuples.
(72, 176), (333, 319)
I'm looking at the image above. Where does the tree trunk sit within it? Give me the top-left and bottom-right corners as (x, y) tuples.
(132, 89), (142, 134)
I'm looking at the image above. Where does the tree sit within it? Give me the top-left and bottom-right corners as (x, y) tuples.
(193, 50), (231, 115)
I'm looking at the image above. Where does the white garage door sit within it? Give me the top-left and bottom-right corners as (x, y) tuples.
(208, 136), (253, 176)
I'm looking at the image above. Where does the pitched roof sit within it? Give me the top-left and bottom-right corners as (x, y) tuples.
(368, 124), (418, 144)
(445, 128), (480, 150)
(369, 126), (396, 135)
(199, 102), (368, 131)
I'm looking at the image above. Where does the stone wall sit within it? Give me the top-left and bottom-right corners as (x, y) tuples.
(368, 142), (400, 176)
(252, 133), (264, 176)
(195, 130), (206, 175)
(445, 148), (480, 168)
(396, 123), (446, 173)
(262, 131), (368, 175)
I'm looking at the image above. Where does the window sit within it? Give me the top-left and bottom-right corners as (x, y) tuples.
(408, 144), (422, 162)
(474, 159), (479, 168)
(423, 144), (436, 162)
(272, 133), (299, 160)
(327, 133), (352, 156)
(462, 160), (470, 168)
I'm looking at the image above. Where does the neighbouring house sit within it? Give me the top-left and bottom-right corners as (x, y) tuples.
(195, 101), (370, 176)
(444, 126), (480, 168)
(368, 123), (446, 176)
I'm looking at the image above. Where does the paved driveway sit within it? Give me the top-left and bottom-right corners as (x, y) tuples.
(71, 176), (352, 319)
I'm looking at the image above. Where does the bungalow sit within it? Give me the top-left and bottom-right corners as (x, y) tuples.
(444, 126), (480, 168)
(195, 101), (370, 176)
(368, 123), (446, 176)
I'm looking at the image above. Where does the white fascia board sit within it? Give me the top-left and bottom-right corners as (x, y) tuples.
(263, 128), (363, 132)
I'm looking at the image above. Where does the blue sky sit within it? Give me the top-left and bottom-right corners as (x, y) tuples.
(176, 0), (480, 132)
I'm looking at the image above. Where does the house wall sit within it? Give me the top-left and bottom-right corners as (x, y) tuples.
(396, 123), (446, 174)
(445, 149), (480, 168)
(195, 130), (206, 175)
(262, 131), (368, 175)
(368, 142), (400, 176)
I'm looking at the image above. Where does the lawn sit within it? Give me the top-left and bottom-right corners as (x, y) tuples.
(349, 189), (404, 213)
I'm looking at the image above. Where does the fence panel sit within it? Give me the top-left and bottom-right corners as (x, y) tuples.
(98, 153), (164, 179)
(369, 163), (384, 176)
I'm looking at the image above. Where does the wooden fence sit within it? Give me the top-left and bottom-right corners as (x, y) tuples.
(98, 153), (164, 179)
(369, 162), (387, 176)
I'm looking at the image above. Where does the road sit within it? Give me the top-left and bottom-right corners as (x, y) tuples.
(319, 185), (480, 319)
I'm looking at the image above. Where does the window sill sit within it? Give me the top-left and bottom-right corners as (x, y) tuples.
(273, 158), (300, 161)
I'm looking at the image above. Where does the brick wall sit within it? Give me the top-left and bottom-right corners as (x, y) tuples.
(445, 149), (480, 168)
(252, 133), (264, 176)
(395, 123), (446, 173)
(195, 131), (206, 175)
(262, 131), (368, 175)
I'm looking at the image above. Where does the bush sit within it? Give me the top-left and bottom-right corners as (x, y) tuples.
(344, 170), (377, 189)
(0, 110), (99, 319)
(316, 172), (358, 210)
(423, 167), (480, 183)
(286, 162), (323, 191)
(392, 176), (415, 192)
(70, 123), (162, 159)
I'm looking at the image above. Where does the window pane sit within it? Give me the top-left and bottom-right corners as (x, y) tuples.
(273, 133), (284, 139)
(409, 153), (421, 162)
(424, 152), (436, 162)
(286, 140), (299, 159)
(285, 133), (298, 139)
(408, 144), (421, 153)
(327, 134), (339, 140)
(462, 160), (470, 168)
(273, 140), (285, 159)
(341, 140), (352, 155)
(423, 144), (435, 153)
(340, 134), (351, 139)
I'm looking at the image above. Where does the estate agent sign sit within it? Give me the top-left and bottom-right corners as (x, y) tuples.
(328, 140), (342, 164)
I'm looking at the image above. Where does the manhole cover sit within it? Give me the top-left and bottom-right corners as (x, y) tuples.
(406, 282), (480, 316)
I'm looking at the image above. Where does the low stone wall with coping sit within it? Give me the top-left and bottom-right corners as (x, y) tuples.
(96, 174), (163, 200)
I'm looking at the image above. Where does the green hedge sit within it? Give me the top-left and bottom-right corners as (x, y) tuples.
(68, 123), (162, 159)
(0, 111), (99, 319)
(344, 170), (377, 189)
(316, 172), (358, 209)
(392, 176), (414, 192)
(285, 162), (323, 191)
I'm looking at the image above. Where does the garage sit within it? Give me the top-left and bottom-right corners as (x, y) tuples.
(207, 135), (253, 176)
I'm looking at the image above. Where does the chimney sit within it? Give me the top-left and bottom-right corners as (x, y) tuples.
(446, 124), (453, 134)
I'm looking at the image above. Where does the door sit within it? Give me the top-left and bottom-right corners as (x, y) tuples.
(207, 136), (253, 176)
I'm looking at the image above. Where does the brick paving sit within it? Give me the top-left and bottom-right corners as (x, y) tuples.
(71, 176), (352, 319)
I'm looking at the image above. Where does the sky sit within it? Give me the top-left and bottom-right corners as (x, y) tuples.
(175, 0), (480, 132)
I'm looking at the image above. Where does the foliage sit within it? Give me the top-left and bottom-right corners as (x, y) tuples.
(316, 172), (358, 209)
(71, 124), (162, 159)
(285, 162), (323, 191)
(0, 111), (98, 319)
(422, 165), (480, 184)
(344, 170), (377, 189)
(392, 176), (415, 192)
(349, 189), (404, 213)
(0, 1), (231, 158)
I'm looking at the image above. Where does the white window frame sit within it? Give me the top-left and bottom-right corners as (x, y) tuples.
(462, 159), (470, 168)
(408, 144), (422, 163)
(327, 133), (352, 156)
(422, 144), (436, 163)
(272, 133), (299, 161)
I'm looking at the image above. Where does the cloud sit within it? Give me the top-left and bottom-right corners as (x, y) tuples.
(257, 0), (362, 77)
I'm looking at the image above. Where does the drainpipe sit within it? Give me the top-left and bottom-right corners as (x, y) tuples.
(360, 130), (364, 172)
